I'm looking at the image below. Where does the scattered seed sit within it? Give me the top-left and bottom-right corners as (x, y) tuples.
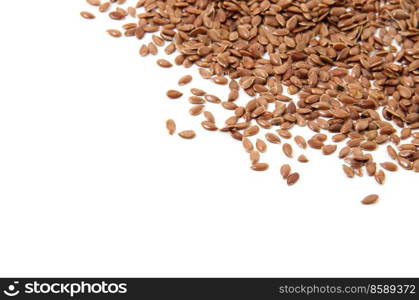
(178, 130), (196, 139)
(280, 164), (291, 179)
(178, 75), (192, 86)
(282, 143), (293, 158)
(298, 154), (309, 163)
(256, 139), (267, 153)
(380, 162), (398, 172)
(167, 90), (183, 99)
(166, 119), (176, 135)
(81, 11), (95, 19)
(294, 135), (307, 149)
(106, 29), (121, 37)
(322, 144), (337, 155)
(265, 133), (281, 144)
(287, 172), (300, 186)
(251, 163), (269, 171)
(157, 59), (172, 68)
(361, 194), (379, 205)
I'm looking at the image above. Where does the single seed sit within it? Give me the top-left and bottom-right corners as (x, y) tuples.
(86, 0), (101, 6)
(283, 143), (293, 158)
(342, 165), (354, 178)
(251, 163), (269, 171)
(167, 90), (183, 99)
(191, 88), (206, 96)
(380, 162), (398, 172)
(298, 154), (308, 163)
(366, 162), (377, 176)
(265, 133), (281, 144)
(375, 170), (386, 185)
(322, 144), (337, 155)
(189, 105), (205, 116)
(178, 130), (196, 139)
(294, 136), (307, 149)
(81, 11), (95, 19)
(201, 121), (218, 131)
(256, 139), (267, 153)
(339, 146), (351, 159)
(166, 119), (176, 135)
(157, 59), (172, 68)
(203, 111), (215, 123)
(361, 194), (379, 205)
(242, 137), (253, 153)
(287, 172), (300, 186)
(249, 151), (260, 164)
(280, 164), (291, 179)
(106, 29), (122, 37)
(178, 75), (192, 86)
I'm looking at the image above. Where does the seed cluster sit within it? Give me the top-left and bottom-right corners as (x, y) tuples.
(82, 0), (419, 204)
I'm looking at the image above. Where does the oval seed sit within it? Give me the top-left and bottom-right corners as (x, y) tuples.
(322, 144), (337, 155)
(298, 154), (309, 163)
(361, 194), (379, 205)
(157, 59), (173, 68)
(167, 90), (183, 99)
(242, 137), (253, 153)
(249, 151), (260, 164)
(380, 162), (398, 172)
(294, 135), (307, 149)
(375, 170), (386, 185)
(265, 133), (281, 144)
(256, 139), (267, 153)
(282, 143), (293, 158)
(166, 119), (176, 135)
(287, 172), (300, 186)
(80, 11), (95, 19)
(201, 121), (217, 131)
(178, 75), (192, 86)
(251, 163), (269, 171)
(178, 130), (196, 139)
(106, 29), (122, 37)
(86, 0), (101, 6)
(342, 165), (354, 178)
(280, 164), (291, 179)
(189, 105), (205, 116)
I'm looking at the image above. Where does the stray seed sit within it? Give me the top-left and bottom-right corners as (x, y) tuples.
(366, 162), (377, 176)
(294, 135), (307, 149)
(166, 119), (176, 135)
(242, 137), (253, 153)
(178, 75), (192, 86)
(178, 130), (196, 139)
(106, 29), (122, 37)
(81, 11), (95, 19)
(256, 139), (267, 153)
(191, 88), (206, 96)
(251, 163), (269, 171)
(167, 90), (183, 99)
(342, 165), (354, 178)
(322, 144), (337, 155)
(189, 105), (205, 116)
(157, 59), (172, 68)
(298, 154), (309, 163)
(201, 121), (218, 131)
(375, 170), (386, 185)
(283, 143), (293, 158)
(87, 0), (101, 6)
(361, 194), (379, 205)
(287, 172), (300, 186)
(280, 164), (291, 179)
(380, 162), (398, 172)
(265, 133), (281, 144)
(249, 151), (260, 164)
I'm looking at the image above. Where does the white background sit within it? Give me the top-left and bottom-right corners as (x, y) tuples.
(0, 1), (417, 277)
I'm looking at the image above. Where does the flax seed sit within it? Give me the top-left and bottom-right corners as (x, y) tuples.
(178, 75), (192, 86)
(287, 173), (300, 186)
(166, 119), (176, 135)
(361, 194), (379, 205)
(167, 90), (183, 99)
(178, 130), (196, 139)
